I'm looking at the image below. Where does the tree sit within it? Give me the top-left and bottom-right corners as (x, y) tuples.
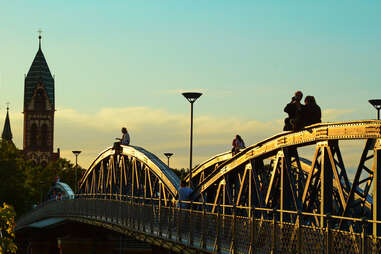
(25, 158), (85, 202)
(0, 140), (84, 217)
(0, 141), (30, 216)
(0, 203), (17, 254)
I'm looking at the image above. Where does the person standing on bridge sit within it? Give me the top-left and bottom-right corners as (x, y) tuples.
(284, 91), (304, 131)
(119, 127), (130, 145)
(178, 179), (193, 209)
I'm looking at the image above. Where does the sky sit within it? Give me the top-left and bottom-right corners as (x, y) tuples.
(0, 1), (380, 170)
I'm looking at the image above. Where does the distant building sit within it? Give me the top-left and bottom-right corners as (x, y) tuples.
(23, 35), (58, 166)
(1, 106), (13, 143)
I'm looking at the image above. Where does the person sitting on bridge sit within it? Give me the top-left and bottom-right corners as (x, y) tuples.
(302, 96), (321, 126)
(118, 127), (130, 145)
(232, 135), (245, 155)
(178, 179), (193, 209)
(284, 91), (304, 131)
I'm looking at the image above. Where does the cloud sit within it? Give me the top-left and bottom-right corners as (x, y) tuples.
(6, 106), (282, 169)
(6, 106), (365, 173)
(53, 107), (283, 169)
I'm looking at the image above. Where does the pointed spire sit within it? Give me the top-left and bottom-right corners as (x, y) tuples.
(24, 32), (55, 109)
(2, 104), (13, 141)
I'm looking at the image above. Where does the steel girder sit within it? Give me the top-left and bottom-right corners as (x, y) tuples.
(184, 151), (232, 187)
(190, 121), (381, 230)
(79, 145), (180, 203)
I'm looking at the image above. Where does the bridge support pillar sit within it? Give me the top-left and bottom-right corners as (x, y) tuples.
(373, 139), (381, 236)
(319, 141), (333, 227)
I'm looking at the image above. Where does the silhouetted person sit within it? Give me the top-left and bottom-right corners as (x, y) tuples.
(284, 91), (304, 131)
(118, 127), (130, 145)
(303, 96), (321, 126)
(178, 179), (193, 209)
(232, 134), (245, 155)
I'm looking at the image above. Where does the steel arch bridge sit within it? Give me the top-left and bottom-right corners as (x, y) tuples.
(187, 120), (381, 230)
(16, 120), (381, 253)
(79, 144), (180, 205)
(77, 120), (381, 232)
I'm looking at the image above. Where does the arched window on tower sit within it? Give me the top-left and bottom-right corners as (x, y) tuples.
(34, 89), (46, 111)
(30, 124), (38, 148)
(41, 124), (48, 150)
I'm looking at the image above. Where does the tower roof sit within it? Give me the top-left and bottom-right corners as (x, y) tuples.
(2, 107), (13, 141)
(24, 36), (54, 109)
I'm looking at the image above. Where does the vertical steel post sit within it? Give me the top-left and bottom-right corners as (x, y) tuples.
(168, 205), (172, 240)
(201, 200), (206, 249)
(150, 197), (154, 235)
(230, 203), (236, 254)
(320, 142), (333, 227)
(373, 139), (381, 236)
(158, 182), (162, 237)
(272, 208), (277, 254)
(178, 201), (182, 242)
(361, 218), (368, 254)
(142, 202), (146, 233)
(189, 201), (193, 246)
(215, 203), (221, 254)
(249, 207), (254, 254)
(280, 152), (285, 223)
(297, 210), (302, 254)
(326, 214), (332, 254)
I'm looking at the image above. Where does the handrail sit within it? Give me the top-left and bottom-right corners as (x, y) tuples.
(16, 196), (381, 254)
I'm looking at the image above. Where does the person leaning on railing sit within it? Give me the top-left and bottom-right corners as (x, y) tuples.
(178, 179), (193, 209)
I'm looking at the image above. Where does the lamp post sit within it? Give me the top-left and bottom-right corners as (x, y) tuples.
(39, 181), (45, 203)
(72, 150), (81, 193)
(164, 152), (174, 168)
(369, 99), (381, 120)
(182, 92), (202, 187)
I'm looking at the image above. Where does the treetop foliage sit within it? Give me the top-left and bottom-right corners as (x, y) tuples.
(0, 140), (85, 217)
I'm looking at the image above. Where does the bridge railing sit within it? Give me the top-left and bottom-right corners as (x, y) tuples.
(17, 196), (381, 254)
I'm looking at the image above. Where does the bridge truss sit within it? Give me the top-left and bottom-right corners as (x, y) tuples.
(79, 145), (180, 205)
(188, 121), (381, 232)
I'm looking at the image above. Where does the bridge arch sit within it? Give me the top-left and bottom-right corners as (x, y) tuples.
(190, 120), (380, 228)
(79, 145), (180, 204)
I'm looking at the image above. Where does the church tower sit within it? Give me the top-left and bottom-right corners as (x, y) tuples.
(23, 35), (56, 166)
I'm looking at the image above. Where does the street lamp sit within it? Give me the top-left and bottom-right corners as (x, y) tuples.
(39, 181), (45, 203)
(72, 150), (82, 193)
(164, 152), (174, 168)
(182, 92), (202, 187)
(369, 99), (381, 120)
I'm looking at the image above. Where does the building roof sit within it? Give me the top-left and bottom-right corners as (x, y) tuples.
(24, 38), (54, 109)
(2, 107), (13, 141)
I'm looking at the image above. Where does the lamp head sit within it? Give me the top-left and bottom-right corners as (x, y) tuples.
(369, 99), (381, 110)
(72, 150), (82, 156)
(182, 92), (202, 103)
(164, 152), (174, 158)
